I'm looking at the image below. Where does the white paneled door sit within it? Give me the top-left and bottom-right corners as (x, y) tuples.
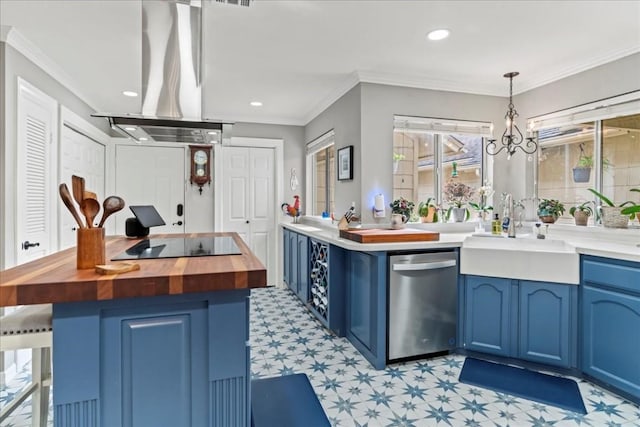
(114, 145), (186, 235)
(15, 79), (57, 266)
(59, 124), (105, 249)
(221, 145), (276, 285)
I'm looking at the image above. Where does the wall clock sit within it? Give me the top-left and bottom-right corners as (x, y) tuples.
(189, 144), (212, 194)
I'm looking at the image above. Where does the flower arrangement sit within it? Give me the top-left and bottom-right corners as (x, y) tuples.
(390, 197), (414, 219)
(468, 184), (494, 214)
(443, 180), (474, 208)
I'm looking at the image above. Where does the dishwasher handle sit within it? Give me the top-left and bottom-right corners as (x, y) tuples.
(392, 259), (457, 271)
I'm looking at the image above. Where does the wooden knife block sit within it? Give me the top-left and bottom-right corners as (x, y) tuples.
(77, 228), (106, 269)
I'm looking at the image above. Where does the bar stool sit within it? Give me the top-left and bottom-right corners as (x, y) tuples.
(0, 304), (52, 427)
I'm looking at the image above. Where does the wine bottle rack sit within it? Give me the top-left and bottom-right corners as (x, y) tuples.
(309, 240), (329, 321)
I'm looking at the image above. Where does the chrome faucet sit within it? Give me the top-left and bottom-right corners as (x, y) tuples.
(505, 193), (516, 238)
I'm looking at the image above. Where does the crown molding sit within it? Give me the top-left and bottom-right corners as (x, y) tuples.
(1, 26), (101, 112)
(302, 72), (361, 125)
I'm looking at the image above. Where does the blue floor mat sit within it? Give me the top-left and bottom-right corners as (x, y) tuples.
(459, 357), (587, 414)
(251, 373), (330, 427)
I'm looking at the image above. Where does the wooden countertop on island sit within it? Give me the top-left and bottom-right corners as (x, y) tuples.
(0, 233), (267, 307)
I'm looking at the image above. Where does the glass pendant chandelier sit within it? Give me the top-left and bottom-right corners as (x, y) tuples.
(486, 72), (537, 159)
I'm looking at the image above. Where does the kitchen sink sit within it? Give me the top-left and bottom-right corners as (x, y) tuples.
(460, 235), (579, 284)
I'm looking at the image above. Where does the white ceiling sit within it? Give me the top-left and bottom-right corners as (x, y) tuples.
(1, 0), (639, 126)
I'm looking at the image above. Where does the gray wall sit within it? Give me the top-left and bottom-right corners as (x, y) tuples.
(305, 85), (362, 217)
(1, 42), (110, 269)
(360, 83), (506, 222)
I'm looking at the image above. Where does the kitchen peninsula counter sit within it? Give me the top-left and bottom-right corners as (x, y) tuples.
(0, 232), (266, 306)
(0, 232), (266, 427)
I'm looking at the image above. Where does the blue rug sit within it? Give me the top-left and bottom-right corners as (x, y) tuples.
(251, 373), (330, 427)
(459, 357), (587, 414)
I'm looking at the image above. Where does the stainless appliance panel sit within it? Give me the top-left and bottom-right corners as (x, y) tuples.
(388, 251), (458, 361)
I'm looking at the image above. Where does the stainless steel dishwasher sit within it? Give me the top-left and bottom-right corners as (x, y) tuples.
(388, 251), (458, 361)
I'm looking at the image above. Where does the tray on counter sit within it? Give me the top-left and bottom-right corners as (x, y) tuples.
(339, 228), (440, 244)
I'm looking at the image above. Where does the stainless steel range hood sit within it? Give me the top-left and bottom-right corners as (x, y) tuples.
(93, 0), (248, 143)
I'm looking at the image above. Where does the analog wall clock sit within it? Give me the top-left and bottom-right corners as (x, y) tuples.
(189, 144), (212, 194)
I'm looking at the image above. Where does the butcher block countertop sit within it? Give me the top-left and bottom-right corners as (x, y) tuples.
(0, 232), (267, 307)
(339, 228), (440, 243)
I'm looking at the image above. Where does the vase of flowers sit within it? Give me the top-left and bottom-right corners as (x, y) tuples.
(390, 197), (414, 224)
(443, 180), (473, 222)
(537, 199), (565, 223)
(468, 184), (494, 222)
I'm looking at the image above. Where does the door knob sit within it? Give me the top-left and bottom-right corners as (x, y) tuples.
(22, 241), (40, 250)
(246, 220), (250, 224)
(173, 221), (183, 226)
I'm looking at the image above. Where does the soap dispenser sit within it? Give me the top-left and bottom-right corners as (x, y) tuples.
(491, 214), (501, 235)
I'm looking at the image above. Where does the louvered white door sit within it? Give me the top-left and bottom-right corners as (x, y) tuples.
(16, 79), (57, 265)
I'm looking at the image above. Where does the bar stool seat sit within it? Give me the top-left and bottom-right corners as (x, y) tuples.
(1, 304), (52, 427)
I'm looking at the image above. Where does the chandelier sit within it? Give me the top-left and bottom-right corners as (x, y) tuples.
(486, 72), (537, 158)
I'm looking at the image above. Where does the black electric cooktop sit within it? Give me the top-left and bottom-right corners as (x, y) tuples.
(112, 236), (241, 261)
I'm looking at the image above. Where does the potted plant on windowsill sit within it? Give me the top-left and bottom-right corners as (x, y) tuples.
(587, 188), (635, 228)
(443, 180), (473, 222)
(389, 197), (414, 227)
(569, 201), (593, 226)
(621, 188), (640, 223)
(537, 199), (565, 223)
(418, 198), (438, 223)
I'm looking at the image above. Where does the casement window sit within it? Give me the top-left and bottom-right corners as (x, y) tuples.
(306, 130), (336, 216)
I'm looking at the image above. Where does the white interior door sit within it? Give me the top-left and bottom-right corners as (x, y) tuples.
(221, 145), (276, 285)
(15, 78), (57, 265)
(59, 124), (105, 249)
(114, 145), (185, 235)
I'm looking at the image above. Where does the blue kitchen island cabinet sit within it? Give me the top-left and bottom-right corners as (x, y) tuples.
(463, 275), (576, 368)
(346, 251), (387, 369)
(582, 256), (640, 402)
(0, 233), (267, 427)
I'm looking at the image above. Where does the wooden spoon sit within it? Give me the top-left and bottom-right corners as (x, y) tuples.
(98, 196), (125, 228)
(59, 183), (85, 228)
(80, 198), (101, 228)
(83, 191), (98, 201)
(71, 175), (85, 206)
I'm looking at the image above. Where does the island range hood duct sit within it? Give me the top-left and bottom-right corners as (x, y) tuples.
(94, 0), (250, 143)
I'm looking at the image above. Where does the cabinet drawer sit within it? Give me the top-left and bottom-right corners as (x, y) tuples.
(583, 258), (640, 294)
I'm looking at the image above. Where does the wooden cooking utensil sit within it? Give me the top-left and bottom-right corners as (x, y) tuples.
(80, 198), (101, 228)
(98, 196), (125, 228)
(83, 191), (98, 200)
(94, 262), (140, 275)
(71, 175), (85, 206)
(59, 183), (85, 228)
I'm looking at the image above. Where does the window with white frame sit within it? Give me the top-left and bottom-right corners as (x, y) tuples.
(532, 93), (640, 223)
(392, 116), (490, 221)
(306, 130), (336, 216)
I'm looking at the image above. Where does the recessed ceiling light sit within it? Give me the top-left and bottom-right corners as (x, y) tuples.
(207, 131), (218, 135)
(138, 137), (148, 141)
(427, 29), (450, 41)
(122, 90), (138, 97)
(250, 101), (263, 107)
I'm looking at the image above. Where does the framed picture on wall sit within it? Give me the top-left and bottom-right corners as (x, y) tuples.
(337, 145), (353, 181)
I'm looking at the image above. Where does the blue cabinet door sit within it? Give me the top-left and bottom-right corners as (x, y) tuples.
(519, 281), (572, 367)
(582, 285), (640, 400)
(297, 233), (309, 302)
(346, 251), (386, 369)
(288, 231), (298, 294)
(283, 228), (290, 286)
(464, 276), (512, 357)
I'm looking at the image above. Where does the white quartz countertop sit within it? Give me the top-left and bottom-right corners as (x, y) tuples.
(282, 219), (640, 263)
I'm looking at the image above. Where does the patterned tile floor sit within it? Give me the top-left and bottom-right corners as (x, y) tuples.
(1, 286), (639, 426)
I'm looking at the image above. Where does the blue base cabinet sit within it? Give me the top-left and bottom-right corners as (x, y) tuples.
(582, 256), (640, 402)
(464, 276), (513, 357)
(346, 251), (387, 369)
(463, 275), (576, 368)
(53, 290), (251, 427)
(285, 229), (309, 303)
